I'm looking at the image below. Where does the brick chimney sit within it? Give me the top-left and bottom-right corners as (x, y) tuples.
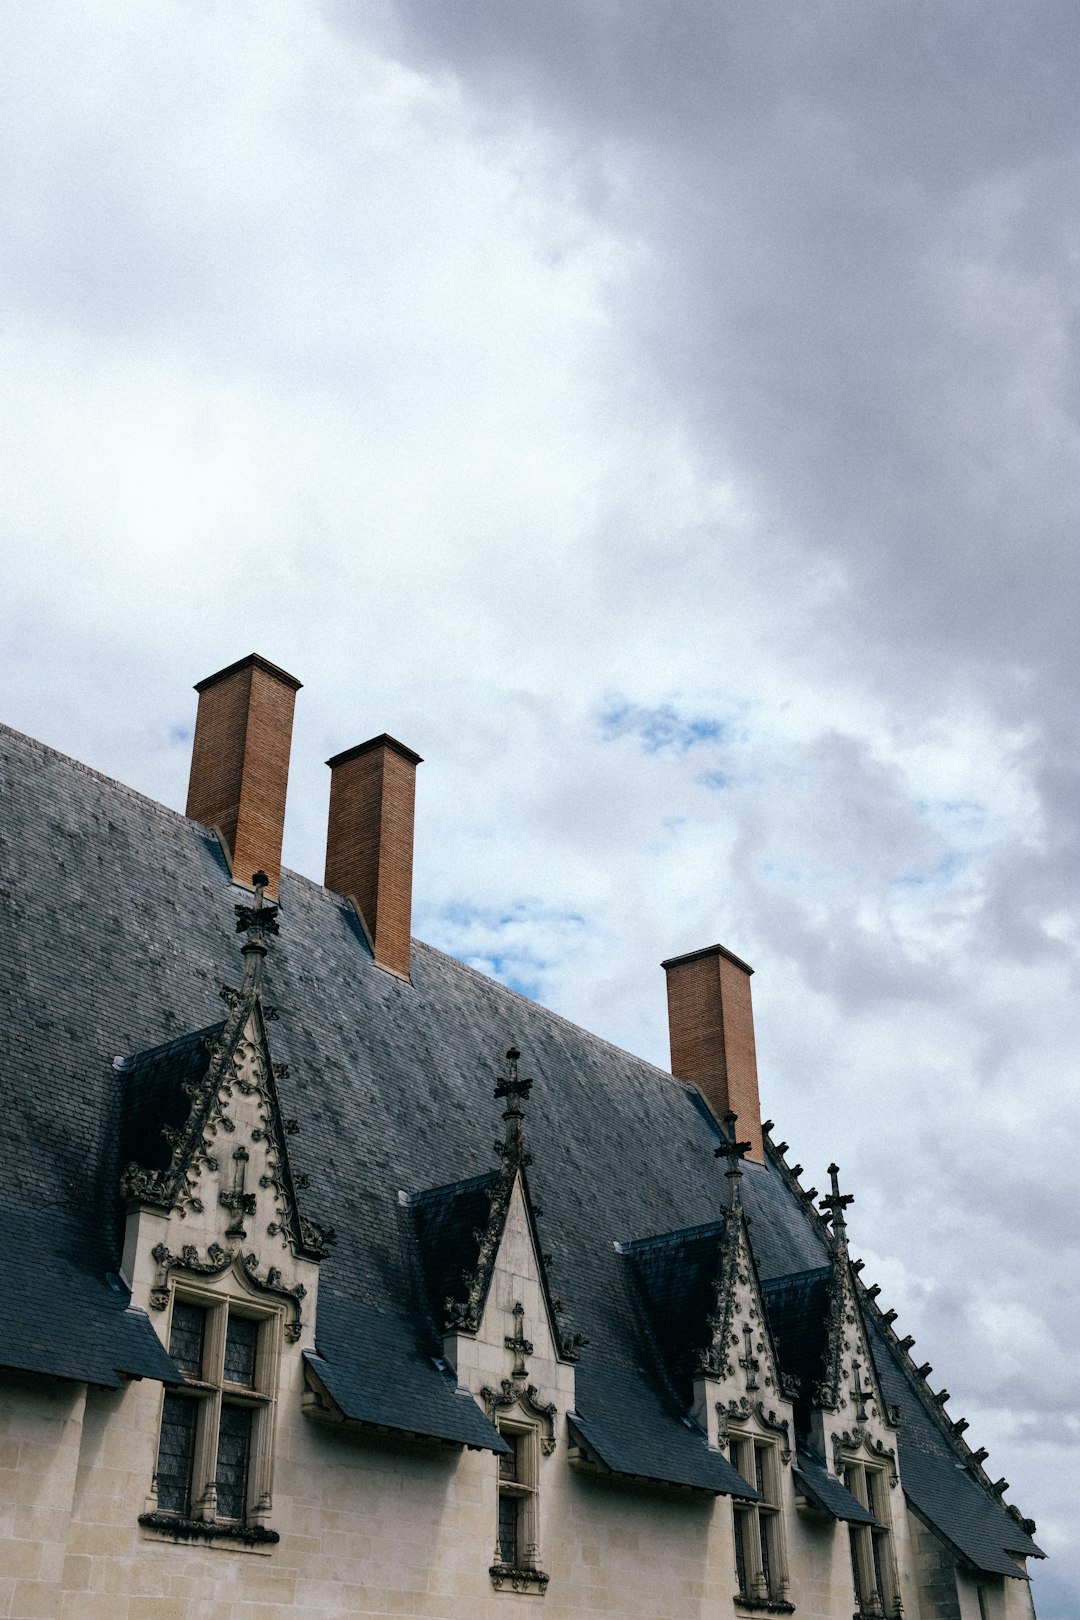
(186, 653), (302, 900)
(324, 735), (422, 981)
(661, 943), (764, 1162)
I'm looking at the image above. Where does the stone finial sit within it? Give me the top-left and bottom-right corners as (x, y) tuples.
(714, 1110), (753, 1207)
(494, 1047), (533, 1163)
(819, 1163), (854, 1249)
(234, 870), (280, 987)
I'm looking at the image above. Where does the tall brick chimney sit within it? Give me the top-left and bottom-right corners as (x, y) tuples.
(324, 735), (422, 981)
(186, 653), (302, 900)
(661, 943), (764, 1162)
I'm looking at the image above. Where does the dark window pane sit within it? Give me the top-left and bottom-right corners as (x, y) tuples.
(499, 1432), (523, 1482)
(759, 1512), (772, 1593)
(733, 1509), (748, 1595)
(865, 1468), (878, 1518)
(872, 1529), (888, 1608)
(156, 1393), (197, 1515)
(223, 1313), (259, 1388)
(168, 1301), (206, 1380)
(849, 1527), (864, 1607)
(498, 1493), (518, 1565)
(755, 1444), (766, 1497)
(215, 1405), (252, 1521)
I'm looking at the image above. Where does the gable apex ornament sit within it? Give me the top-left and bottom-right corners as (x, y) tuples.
(697, 1112), (798, 1406)
(493, 1047), (533, 1167)
(119, 877), (330, 1264)
(714, 1111), (752, 1209)
(442, 1048), (583, 1363)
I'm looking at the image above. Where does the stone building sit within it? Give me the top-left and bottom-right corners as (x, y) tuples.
(0, 653), (1043, 1619)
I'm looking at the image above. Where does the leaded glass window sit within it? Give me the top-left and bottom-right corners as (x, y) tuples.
(152, 1291), (277, 1533)
(728, 1433), (787, 1602)
(845, 1458), (898, 1617)
(155, 1393), (197, 1515)
(495, 1422), (538, 1572)
(168, 1301), (206, 1379)
(223, 1313), (259, 1388)
(215, 1405), (253, 1520)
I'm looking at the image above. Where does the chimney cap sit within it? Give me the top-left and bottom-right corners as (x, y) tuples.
(326, 734), (423, 770)
(194, 652), (303, 694)
(661, 942), (754, 977)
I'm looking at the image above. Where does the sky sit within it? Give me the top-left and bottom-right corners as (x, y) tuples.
(2, 1), (1077, 1607)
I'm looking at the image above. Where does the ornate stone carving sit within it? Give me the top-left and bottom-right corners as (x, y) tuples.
(715, 1396), (792, 1464)
(147, 1240), (307, 1338)
(119, 873), (328, 1265)
(443, 1048), (583, 1363)
(489, 1563), (549, 1593)
(831, 1426), (898, 1487)
(480, 1378), (558, 1456)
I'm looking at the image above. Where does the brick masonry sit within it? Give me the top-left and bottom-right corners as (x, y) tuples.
(185, 653), (302, 900)
(662, 943), (764, 1161)
(324, 734), (421, 980)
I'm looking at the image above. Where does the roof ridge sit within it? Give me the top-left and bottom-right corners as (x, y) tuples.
(409, 937), (684, 1087)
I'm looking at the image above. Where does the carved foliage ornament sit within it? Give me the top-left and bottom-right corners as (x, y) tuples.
(148, 1240), (306, 1342)
(698, 1209), (798, 1404)
(715, 1395), (793, 1464)
(444, 1048), (582, 1362)
(121, 988), (329, 1263)
(832, 1426), (898, 1488)
(481, 1378), (558, 1456)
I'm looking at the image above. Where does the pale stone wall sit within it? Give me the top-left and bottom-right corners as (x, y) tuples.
(0, 1356), (1040, 1620)
(0, 1373), (86, 1619)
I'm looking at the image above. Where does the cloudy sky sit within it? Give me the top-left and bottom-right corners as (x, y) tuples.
(3, 1), (1077, 1605)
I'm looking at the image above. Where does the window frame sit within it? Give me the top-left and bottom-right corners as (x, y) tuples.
(152, 1282), (282, 1534)
(729, 1430), (789, 1608)
(843, 1457), (899, 1619)
(494, 1417), (540, 1572)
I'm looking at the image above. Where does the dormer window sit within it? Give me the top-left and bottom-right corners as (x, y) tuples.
(148, 1288), (281, 1540)
(729, 1432), (790, 1610)
(843, 1459), (898, 1618)
(491, 1418), (549, 1593)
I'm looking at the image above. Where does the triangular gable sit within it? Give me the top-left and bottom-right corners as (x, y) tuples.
(118, 878), (333, 1341)
(406, 1049), (582, 1364)
(814, 1167), (898, 1479)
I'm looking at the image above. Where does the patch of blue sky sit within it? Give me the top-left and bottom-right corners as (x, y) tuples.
(435, 900), (588, 935)
(464, 956), (543, 1001)
(759, 859), (817, 886)
(914, 798), (988, 839)
(423, 899), (591, 1002)
(599, 700), (734, 756)
(892, 851), (967, 892)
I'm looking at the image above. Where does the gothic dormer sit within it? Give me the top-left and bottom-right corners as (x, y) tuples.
(118, 875), (333, 1353)
(405, 1049), (579, 1594)
(812, 1164), (899, 1484)
(694, 1115), (799, 1461)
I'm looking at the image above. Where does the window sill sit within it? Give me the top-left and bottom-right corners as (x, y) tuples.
(138, 1512), (279, 1555)
(733, 1598), (795, 1615)
(490, 1563), (549, 1594)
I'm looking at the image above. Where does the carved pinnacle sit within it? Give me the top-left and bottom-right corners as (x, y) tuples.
(819, 1163), (854, 1247)
(493, 1046), (532, 1160)
(714, 1112), (752, 1206)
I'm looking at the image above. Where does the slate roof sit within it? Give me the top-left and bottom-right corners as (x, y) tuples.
(761, 1265), (833, 1433)
(620, 1219), (728, 1404)
(303, 1296), (507, 1454)
(792, 1446), (876, 1525)
(0, 1199), (179, 1388)
(0, 721), (1041, 1573)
